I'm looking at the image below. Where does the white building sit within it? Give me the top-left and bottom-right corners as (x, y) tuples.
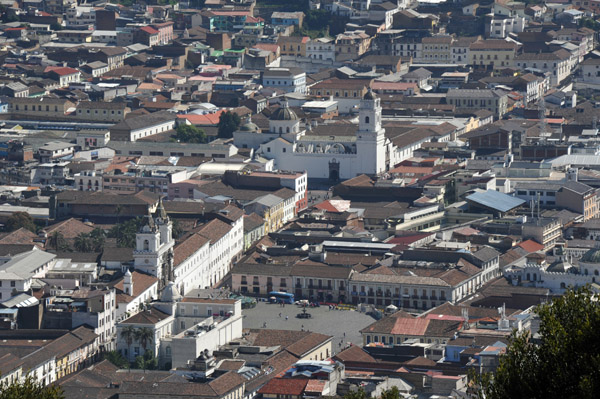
(262, 67), (307, 94)
(306, 37), (335, 61)
(113, 270), (159, 322)
(486, 15), (525, 39)
(580, 58), (600, 85)
(254, 91), (405, 180)
(515, 49), (573, 87)
(117, 286), (243, 369)
(505, 248), (600, 293)
(0, 249), (56, 301)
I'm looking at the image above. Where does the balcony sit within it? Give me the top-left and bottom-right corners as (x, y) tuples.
(368, 291), (375, 296)
(280, 283), (287, 288)
(252, 281), (259, 286)
(240, 281), (247, 285)
(385, 291), (392, 297)
(295, 283), (302, 288)
(412, 295), (419, 299)
(420, 295), (428, 300)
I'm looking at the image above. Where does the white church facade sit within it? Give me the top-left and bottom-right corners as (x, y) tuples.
(234, 91), (414, 180)
(132, 200), (243, 296)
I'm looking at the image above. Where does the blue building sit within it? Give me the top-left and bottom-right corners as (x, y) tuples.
(271, 11), (304, 27)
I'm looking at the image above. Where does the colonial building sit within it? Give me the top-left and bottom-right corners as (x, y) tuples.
(250, 91), (400, 180)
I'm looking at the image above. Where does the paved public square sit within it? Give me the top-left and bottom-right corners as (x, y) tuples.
(242, 301), (376, 354)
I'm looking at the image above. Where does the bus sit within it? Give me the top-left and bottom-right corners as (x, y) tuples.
(269, 291), (294, 304)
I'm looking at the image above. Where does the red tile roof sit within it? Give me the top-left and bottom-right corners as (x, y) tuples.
(140, 26), (159, 35)
(178, 110), (225, 126)
(46, 66), (80, 76)
(258, 378), (308, 396)
(517, 239), (544, 253)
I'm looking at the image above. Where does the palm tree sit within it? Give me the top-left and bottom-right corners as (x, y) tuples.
(90, 228), (106, 252)
(120, 326), (136, 362)
(74, 233), (93, 252)
(135, 327), (154, 352)
(47, 231), (66, 252)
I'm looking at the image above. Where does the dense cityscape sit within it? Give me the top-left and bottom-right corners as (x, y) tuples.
(0, 0), (598, 397)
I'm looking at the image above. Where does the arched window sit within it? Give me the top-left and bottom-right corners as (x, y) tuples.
(166, 346), (171, 356)
(595, 270), (599, 276)
(365, 116), (370, 124)
(286, 127), (290, 133)
(144, 239), (149, 251)
(533, 274), (537, 281)
(560, 282), (566, 289)
(526, 273), (530, 281)
(279, 127), (282, 134)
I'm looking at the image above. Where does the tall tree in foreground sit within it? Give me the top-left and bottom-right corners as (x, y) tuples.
(475, 287), (600, 399)
(0, 376), (64, 399)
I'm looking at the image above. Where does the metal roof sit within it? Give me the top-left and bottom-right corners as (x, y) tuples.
(466, 190), (525, 213)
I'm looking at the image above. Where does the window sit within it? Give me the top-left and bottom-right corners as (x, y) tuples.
(365, 116), (370, 124)
(10, 281), (15, 288)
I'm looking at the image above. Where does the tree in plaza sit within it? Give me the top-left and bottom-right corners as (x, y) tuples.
(134, 349), (158, 370)
(175, 124), (208, 143)
(473, 287), (600, 399)
(120, 325), (136, 362)
(74, 232), (93, 253)
(89, 227), (106, 252)
(0, 376), (64, 399)
(108, 217), (145, 248)
(48, 231), (68, 252)
(134, 327), (154, 352)
(103, 350), (130, 369)
(5, 211), (36, 232)
(217, 110), (241, 139)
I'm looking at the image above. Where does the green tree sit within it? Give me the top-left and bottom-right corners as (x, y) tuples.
(0, 376), (64, 399)
(475, 287), (600, 399)
(134, 349), (158, 370)
(108, 217), (145, 248)
(175, 124), (208, 143)
(103, 350), (130, 369)
(48, 231), (69, 252)
(217, 111), (241, 139)
(344, 387), (367, 399)
(89, 228), (106, 252)
(74, 232), (93, 252)
(5, 211), (36, 232)
(135, 327), (154, 352)
(380, 386), (400, 399)
(172, 219), (184, 239)
(120, 325), (136, 362)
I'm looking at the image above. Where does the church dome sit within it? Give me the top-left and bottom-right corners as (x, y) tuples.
(160, 281), (182, 303)
(363, 89), (377, 100)
(240, 121), (260, 132)
(581, 248), (600, 263)
(271, 106), (298, 121)
(547, 258), (576, 273)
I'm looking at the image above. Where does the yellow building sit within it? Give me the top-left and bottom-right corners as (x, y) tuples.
(469, 39), (519, 69)
(277, 36), (309, 57)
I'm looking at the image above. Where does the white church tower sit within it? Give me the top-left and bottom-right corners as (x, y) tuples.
(356, 89), (386, 176)
(133, 199), (174, 288)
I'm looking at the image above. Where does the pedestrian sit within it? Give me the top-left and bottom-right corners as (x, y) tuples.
(285, 315), (289, 321)
(343, 332), (346, 337)
(279, 313), (281, 318)
(263, 322), (267, 328)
